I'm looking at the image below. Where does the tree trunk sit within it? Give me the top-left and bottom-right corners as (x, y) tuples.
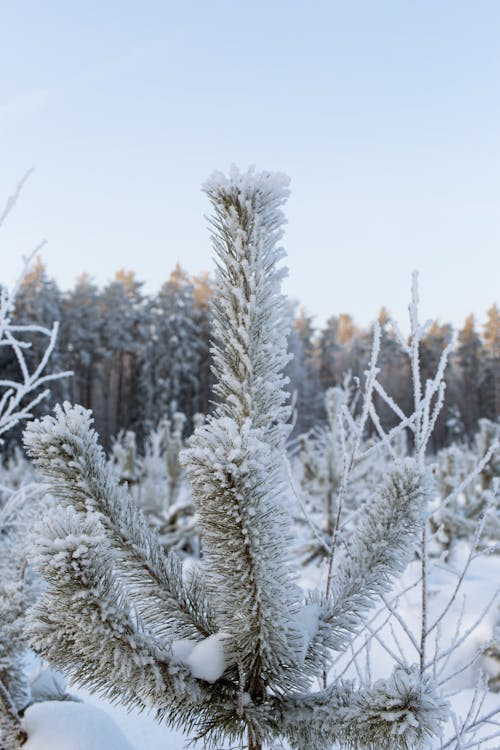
(248, 732), (262, 750)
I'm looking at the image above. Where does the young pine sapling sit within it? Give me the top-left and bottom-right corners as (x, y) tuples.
(24, 167), (447, 750)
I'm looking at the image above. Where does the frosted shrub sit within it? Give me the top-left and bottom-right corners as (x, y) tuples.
(475, 418), (500, 489)
(140, 413), (199, 556)
(431, 434), (500, 554)
(24, 168), (447, 750)
(292, 383), (380, 564)
(108, 413), (199, 555)
(0, 174), (70, 749)
(111, 429), (140, 486)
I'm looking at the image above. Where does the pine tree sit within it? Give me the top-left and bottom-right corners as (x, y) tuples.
(480, 303), (500, 419)
(24, 167), (447, 750)
(337, 313), (356, 345)
(98, 271), (147, 447)
(193, 272), (213, 416)
(318, 315), (340, 390)
(60, 274), (101, 409)
(334, 315), (371, 402)
(0, 488), (37, 697)
(456, 314), (482, 435)
(150, 265), (201, 426)
(291, 309), (324, 432)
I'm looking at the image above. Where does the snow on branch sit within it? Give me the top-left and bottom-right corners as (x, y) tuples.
(24, 403), (214, 643)
(204, 166), (292, 452)
(182, 416), (305, 694)
(305, 461), (429, 675)
(23, 167), (449, 750)
(273, 665), (449, 750)
(0, 178), (71, 442)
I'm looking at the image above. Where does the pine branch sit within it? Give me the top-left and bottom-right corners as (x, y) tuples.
(204, 167), (292, 451)
(27, 506), (209, 721)
(270, 665), (449, 750)
(183, 416), (305, 694)
(0, 489), (34, 716)
(24, 403), (214, 642)
(305, 462), (429, 675)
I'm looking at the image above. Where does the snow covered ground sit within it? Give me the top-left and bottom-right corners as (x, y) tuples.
(22, 681), (192, 750)
(23, 701), (135, 750)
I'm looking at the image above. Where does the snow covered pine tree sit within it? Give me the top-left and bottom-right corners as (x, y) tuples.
(23, 167), (448, 750)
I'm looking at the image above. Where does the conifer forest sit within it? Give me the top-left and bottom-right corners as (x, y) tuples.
(2, 252), (498, 453)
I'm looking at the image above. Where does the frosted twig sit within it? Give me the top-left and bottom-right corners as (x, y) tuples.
(358, 413), (417, 461)
(438, 633), (498, 687)
(367, 403), (398, 462)
(451, 711), (466, 750)
(350, 640), (365, 684)
(420, 523), (428, 673)
(440, 442), (499, 512)
(334, 610), (393, 680)
(432, 587), (500, 673)
(362, 620), (407, 668)
(0, 168), (34, 230)
(436, 594), (467, 679)
(372, 380), (409, 423)
(389, 621), (408, 664)
(422, 379), (447, 450)
(381, 593), (420, 654)
(0, 197), (72, 441)
(0, 318), (72, 439)
(324, 321), (382, 600)
(284, 456), (330, 555)
(427, 512), (488, 637)
(389, 316), (411, 357)
(445, 682), (500, 750)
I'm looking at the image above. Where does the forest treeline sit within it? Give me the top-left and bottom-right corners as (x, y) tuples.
(2, 257), (499, 452)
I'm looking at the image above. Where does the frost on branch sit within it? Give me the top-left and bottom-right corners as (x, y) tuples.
(182, 416), (305, 694)
(24, 403), (213, 643)
(305, 461), (430, 675)
(23, 167), (447, 750)
(204, 166), (292, 451)
(274, 665), (449, 750)
(0, 259), (71, 443)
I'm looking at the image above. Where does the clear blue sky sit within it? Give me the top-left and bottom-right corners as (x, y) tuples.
(0, 1), (498, 331)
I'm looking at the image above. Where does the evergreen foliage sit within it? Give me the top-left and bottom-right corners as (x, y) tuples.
(152, 265), (201, 426)
(24, 168), (447, 750)
(0, 497), (33, 714)
(111, 413), (199, 556)
(59, 274), (101, 409)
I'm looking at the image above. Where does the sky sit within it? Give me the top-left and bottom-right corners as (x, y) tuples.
(0, 0), (499, 332)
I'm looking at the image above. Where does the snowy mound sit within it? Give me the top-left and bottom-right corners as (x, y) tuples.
(23, 701), (136, 750)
